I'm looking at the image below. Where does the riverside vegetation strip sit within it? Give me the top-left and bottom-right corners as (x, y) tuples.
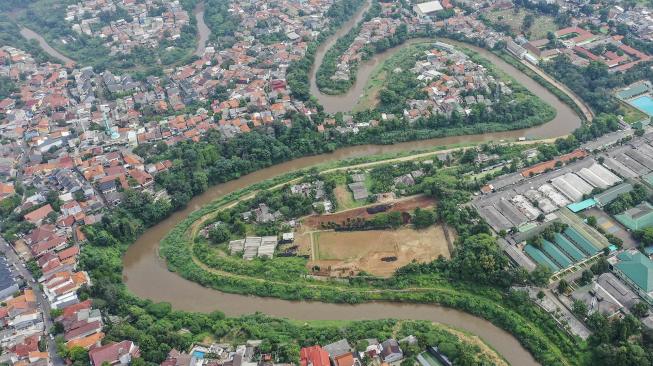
(156, 146), (584, 366)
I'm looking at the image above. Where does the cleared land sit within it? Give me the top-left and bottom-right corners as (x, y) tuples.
(304, 195), (436, 228)
(308, 225), (450, 277)
(485, 8), (558, 40)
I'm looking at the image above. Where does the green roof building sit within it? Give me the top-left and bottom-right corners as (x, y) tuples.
(615, 202), (653, 231)
(614, 250), (653, 304)
(594, 183), (633, 207)
(616, 82), (651, 100)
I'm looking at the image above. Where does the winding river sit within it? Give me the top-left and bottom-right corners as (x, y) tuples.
(18, 27), (75, 64)
(193, 2), (210, 57)
(122, 2), (588, 365)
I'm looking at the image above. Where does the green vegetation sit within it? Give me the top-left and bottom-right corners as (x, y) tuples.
(0, 76), (17, 100)
(604, 184), (649, 215)
(286, 0), (366, 101)
(315, 2), (410, 94)
(16, 0), (200, 72)
(483, 8), (558, 40)
(153, 159), (582, 365)
(541, 55), (653, 117)
(373, 42), (556, 135)
(0, 15), (57, 64)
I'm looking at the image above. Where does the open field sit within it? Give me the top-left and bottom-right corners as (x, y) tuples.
(308, 225), (450, 277)
(303, 195), (436, 228)
(618, 100), (649, 124)
(485, 8), (558, 40)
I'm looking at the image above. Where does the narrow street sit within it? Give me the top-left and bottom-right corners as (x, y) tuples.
(1, 237), (65, 366)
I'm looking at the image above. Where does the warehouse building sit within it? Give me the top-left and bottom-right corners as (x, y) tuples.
(594, 183), (633, 207)
(551, 176), (584, 202)
(616, 202), (653, 231)
(413, 1), (443, 17)
(612, 249), (653, 305)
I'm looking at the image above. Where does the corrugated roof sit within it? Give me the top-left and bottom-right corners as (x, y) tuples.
(594, 183), (633, 207)
(525, 244), (559, 272)
(616, 251), (653, 292)
(567, 198), (597, 213)
(616, 202), (653, 231)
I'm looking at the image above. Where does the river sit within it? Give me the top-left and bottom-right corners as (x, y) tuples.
(122, 2), (589, 364)
(18, 27), (75, 64)
(193, 2), (210, 57)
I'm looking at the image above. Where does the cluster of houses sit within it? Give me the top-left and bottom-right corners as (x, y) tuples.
(509, 26), (652, 73)
(0, 290), (48, 366)
(65, 0), (190, 54)
(403, 42), (510, 122)
(332, 17), (403, 81)
(300, 337), (408, 366)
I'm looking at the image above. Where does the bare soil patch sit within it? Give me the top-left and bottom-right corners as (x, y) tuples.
(308, 225), (449, 277)
(304, 195), (435, 229)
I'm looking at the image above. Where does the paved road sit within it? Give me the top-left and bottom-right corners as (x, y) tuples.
(0, 238), (64, 366)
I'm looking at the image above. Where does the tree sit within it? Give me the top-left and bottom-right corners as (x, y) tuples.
(208, 224), (231, 244)
(557, 279), (570, 294)
(634, 227), (653, 246)
(586, 216), (597, 227)
(572, 299), (588, 318)
(579, 270), (593, 286)
(412, 207), (436, 229)
(632, 302), (649, 318)
(530, 265), (551, 286)
(522, 14), (535, 31)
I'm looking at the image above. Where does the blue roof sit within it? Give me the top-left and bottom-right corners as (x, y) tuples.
(564, 228), (600, 256)
(542, 240), (574, 268)
(567, 198), (597, 213)
(525, 244), (560, 272)
(554, 233), (587, 262)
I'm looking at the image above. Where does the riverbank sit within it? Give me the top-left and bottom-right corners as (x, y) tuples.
(193, 2), (209, 56)
(18, 26), (75, 64)
(125, 139), (591, 366)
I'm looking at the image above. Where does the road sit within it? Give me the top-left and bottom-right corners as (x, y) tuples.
(518, 58), (594, 122)
(0, 237), (65, 366)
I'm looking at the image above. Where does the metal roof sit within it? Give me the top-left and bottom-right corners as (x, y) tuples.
(615, 251), (653, 292)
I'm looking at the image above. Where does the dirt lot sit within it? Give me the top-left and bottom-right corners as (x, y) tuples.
(303, 195), (436, 229)
(308, 225), (450, 277)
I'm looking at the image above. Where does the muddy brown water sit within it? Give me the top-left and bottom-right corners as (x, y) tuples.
(194, 2), (210, 57)
(122, 2), (588, 364)
(19, 27), (75, 64)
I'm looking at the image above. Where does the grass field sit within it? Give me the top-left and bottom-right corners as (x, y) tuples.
(485, 8), (558, 40)
(310, 226), (450, 277)
(618, 100), (649, 124)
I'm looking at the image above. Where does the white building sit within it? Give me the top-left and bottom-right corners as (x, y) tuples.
(413, 1), (443, 17)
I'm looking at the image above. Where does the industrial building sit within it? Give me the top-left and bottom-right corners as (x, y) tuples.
(228, 236), (279, 260)
(616, 202), (653, 231)
(612, 249), (653, 305)
(413, 1), (443, 17)
(522, 227), (600, 273)
(0, 257), (18, 300)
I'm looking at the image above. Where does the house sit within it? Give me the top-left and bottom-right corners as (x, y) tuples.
(24, 204), (54, 225)
(300, 345), (330, 366)
(380, 339), (403, 363)
(88, 340), (140, 366)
